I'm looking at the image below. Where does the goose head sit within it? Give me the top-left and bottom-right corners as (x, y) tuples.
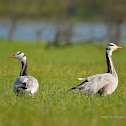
(10, 51), (26, 62)
(106, 43), (122, 56)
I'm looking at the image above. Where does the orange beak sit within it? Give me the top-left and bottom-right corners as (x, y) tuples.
(10, 55), (16, 58)
(116, 46), (122, 49)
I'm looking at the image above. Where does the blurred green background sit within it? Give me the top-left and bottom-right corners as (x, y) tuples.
(0, 0), (126, 45)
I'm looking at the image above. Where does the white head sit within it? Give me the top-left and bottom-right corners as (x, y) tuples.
(106, 43), (122, 56)
(10, 51), (27, 62)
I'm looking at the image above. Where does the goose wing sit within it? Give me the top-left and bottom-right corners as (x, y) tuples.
(14, 75), (39, 94)
(72, 73), (116, 94)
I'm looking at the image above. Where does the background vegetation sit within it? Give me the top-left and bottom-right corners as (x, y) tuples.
(0, 0), (126, 44)
(0, 41), (126, 126)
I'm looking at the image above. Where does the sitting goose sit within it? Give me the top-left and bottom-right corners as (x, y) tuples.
(69, 43), (122, 96)
(10, 51), (39, 98)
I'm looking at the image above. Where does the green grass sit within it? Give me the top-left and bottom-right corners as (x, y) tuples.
(0, 41), (126, 126)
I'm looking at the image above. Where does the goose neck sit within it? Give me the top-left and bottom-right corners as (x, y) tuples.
(106, 51), (117, 77)
(20, 59), (28, 76)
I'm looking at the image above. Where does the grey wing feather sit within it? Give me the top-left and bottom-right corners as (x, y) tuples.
(14, 75), (39, 95)
(75, 73), (115, 94)
(15, 83), (27, 89)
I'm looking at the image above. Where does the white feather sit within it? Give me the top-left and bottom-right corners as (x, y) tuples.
(78, 78), (86, 80)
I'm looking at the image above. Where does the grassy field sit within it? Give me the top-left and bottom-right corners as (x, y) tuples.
(0, 41), (126, 126)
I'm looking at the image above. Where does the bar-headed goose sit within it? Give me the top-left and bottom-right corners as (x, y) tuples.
(69, 43), (122, 96)
(10, 51), (39, 98)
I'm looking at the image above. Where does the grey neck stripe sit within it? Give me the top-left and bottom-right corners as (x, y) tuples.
(106, 51), (117, 77)
(20, 60), (28, 76)
(106, 52), (113, 74)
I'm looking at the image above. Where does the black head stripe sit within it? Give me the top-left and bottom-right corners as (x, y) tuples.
(17, 52), (22, 55)
(106, 47), (110, 50)
(108, 44), (114, 46)
(23, 55), (26, 57)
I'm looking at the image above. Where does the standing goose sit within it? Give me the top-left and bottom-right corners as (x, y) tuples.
(10, 51), (39, 98)
(69, 43), (122, 96)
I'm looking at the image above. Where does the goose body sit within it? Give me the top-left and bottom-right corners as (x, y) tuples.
(69, 43), (122, 96)
(10, 51), (39, 97)
(75, 73), (118, 96)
